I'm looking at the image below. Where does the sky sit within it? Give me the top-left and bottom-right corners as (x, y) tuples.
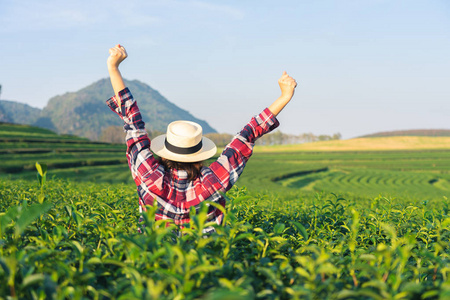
(1, 0), (449, 138)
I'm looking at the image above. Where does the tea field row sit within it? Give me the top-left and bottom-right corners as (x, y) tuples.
(1, 123), (449, 202)
(1, 178), (450, 299)
(0, 123), (126, 174)
(239, 149), (450, 201)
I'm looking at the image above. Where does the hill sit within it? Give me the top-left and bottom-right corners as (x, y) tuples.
(36, 78), (216, 140)
(254, 136), (450, 152)
(359, 129), (450, 138)
(0, 99), (41, 124)
(0, 79), (216, 141)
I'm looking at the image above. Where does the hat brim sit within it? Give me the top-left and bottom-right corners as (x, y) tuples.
(150, 134), (217, 163)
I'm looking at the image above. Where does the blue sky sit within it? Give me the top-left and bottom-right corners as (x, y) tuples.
(1, 0), (449, 138)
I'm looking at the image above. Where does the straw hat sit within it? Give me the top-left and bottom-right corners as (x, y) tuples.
(150, 120), (217, 163)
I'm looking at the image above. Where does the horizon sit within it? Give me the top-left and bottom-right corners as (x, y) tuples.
(1, 0), (449, 139)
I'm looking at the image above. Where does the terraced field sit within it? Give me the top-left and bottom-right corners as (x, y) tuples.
(241, 149), (450, 201)
(0, 123), (128, 181)
(1, 123), (449, 202)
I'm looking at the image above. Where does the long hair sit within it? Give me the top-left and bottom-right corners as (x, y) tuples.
(159, 158), (203, 181)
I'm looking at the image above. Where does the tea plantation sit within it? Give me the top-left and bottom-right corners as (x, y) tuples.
(1, 123), (450, 299)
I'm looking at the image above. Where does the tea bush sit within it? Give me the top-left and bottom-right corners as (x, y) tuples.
(1, 178), (450, 299)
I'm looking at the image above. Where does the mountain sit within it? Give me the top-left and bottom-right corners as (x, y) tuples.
(22, 78), (217, 140)
(0, 100), (41, 125)
(358, 129), (450, 138)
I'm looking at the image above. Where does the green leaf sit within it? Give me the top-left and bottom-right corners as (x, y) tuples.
(422, 290), (439, 299)
(291, 221), (309, 240)
(295, 267), (310, 278)
(86, 257), (103, 265)
(22, 274), (45, 288)
(35, 162), (47, 177)
(38, 193), (45, 204)
(15, 202), (53, 236)
(204, 289), (248, 300)
(317, 263), (338, 274)
(400, 282), (423, 293)
(0, 258), (10, 277)
(70, 240), (85, 255)
(358, 254), (376, 261)
(337, 289), (385, 300)
(64, 205), (73, 217)
(441, 218), (450, 228)
(72, 211), (82, 227)
(337, 289), (358, 299)
(103, 259), (127, 268)
(256, 290), (274, 298)
(233, 233), (253, 242)
(1, 206), (19, 238)
(273, 223), (285, 235)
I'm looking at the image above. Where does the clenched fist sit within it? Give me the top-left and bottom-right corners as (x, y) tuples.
(107, 44), (128, 70)
(278, 71), (297, 100)
(268, 71), (298, 116)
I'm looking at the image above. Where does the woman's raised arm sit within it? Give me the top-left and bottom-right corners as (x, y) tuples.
(107, 44), (128, 107)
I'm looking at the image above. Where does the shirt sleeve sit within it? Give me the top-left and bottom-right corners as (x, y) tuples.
(208, 108), (279, 192)
(106, 88), (166, 194)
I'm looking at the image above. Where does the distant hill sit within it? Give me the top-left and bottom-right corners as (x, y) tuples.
(0, 79), (216, 141)
(359, 129), (450, 138)
(36, 78), (216, 140)
(0, 99), (41, 125)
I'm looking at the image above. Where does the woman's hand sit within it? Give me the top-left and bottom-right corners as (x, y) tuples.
(107, 44), (128, 70)
(278, 71), (297, 100)
(268, 71), (298, 117)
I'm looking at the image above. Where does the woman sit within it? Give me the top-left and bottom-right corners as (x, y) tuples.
(106, 44), (297, 233)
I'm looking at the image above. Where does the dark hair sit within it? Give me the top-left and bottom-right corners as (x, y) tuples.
(159, 158), (203, 181)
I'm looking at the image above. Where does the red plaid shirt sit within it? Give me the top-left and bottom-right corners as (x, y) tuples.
(106, 88), (279, 232)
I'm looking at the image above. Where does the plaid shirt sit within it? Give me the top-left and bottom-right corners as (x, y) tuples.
(106, 88), (279, 232)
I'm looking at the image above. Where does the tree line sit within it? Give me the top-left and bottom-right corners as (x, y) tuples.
(99, 126), (341, 146)
(255, 130), (342, 146)
(204, 131), (341, 147)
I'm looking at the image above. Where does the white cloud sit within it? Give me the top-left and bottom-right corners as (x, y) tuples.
(0, 0), (160, 33)
(0, 0), (244, 34)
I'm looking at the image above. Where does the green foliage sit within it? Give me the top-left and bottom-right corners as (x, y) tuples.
(35, 162), (47, 203)
(1, 121), (449, 298)
(35, 162), (47, 184)
(0, 100), (41, 125)
(1, 179), (450, 299)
